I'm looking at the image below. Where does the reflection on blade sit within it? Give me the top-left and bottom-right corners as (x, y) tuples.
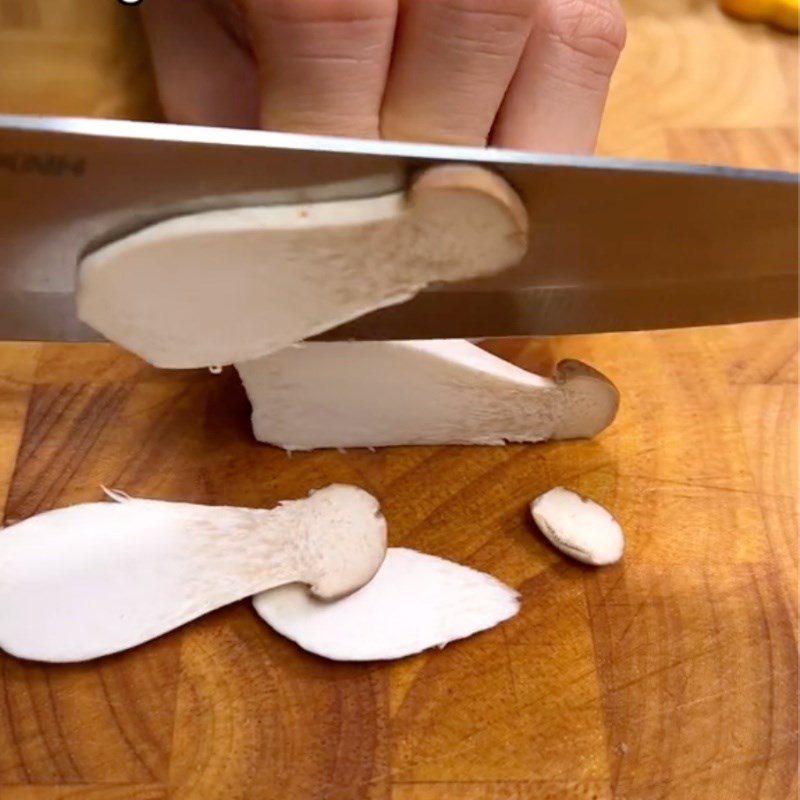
(2, 271), (797, 344)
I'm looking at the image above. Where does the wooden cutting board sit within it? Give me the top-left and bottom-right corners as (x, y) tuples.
(0, 2), (797, 799)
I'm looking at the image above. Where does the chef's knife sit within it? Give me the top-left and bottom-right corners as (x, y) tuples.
(1, 114), (797, 343)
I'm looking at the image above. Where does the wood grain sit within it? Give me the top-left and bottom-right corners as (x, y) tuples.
(392, 786), (613, 800)
(0, 638), (179, 784)
(0, 788), (166, 800)
(587, 563), (797, 799)
(169, 607), (390, 800)
(0, 345), (39, 512)
(0, 2), (797, 799)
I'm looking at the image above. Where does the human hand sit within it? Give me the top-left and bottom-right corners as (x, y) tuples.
(142, 0), (625, 153)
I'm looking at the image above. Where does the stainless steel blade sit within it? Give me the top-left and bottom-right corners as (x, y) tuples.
(1, 114), (797, 342)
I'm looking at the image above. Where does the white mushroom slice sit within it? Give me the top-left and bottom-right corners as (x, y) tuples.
(253, 547), (519, 662)
(236, 340), (619, 450)
(78, 165), (527, 369)
(0, 485), (387, 663)
(530, 487), (624, 566)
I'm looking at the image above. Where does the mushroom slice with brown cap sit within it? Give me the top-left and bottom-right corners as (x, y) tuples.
(77, 165), (528, 369)
(0, 485), (387, 663)
(235, 340), (619, 450)
(253, 548), (520, 661)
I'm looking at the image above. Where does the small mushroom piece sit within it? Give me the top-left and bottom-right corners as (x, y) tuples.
(530, 487), (624, 566)
(236, 340), (619, 450)
(0, 485), (387, 663)
(253, 547), (520, 662)
(78, 165), (528, 369)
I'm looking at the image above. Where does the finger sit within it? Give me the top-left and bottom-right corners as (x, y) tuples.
(240, 0), (397, 138)
(142, 0), (259, 127)
(381, 0), (534, 145)
(491, 0), (626, 153)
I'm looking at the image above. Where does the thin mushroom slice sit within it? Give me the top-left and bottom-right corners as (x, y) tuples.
(531, 487), (624, 566)
(0, 485), (387, 663)
(236, 340), (619, 450)
(252, 547), (520, 662)
(78, 165), (528, 369)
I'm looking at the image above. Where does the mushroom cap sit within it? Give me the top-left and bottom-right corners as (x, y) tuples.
(296, 484), (388, 599)
(552, 359), (620, 440)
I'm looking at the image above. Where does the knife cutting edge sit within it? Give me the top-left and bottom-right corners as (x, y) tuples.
(0, 114), (797, 342)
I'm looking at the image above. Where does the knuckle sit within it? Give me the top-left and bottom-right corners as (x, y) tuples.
(541, 0), (626, 66)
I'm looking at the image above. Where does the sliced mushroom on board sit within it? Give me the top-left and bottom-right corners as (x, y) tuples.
(0, 485), (387, 663)
(236, 340), (619, 450)
(530, 487), (624, 566)
(253, 547), (520, 661)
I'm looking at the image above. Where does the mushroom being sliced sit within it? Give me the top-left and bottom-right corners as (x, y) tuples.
(253, 548), (520, 661)
(78, 165), (528, 369)
(236, 339), (619, 450)
(0, 485), (387, 663)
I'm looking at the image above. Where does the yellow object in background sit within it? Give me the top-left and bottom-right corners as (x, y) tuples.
(720, 0), (799, 32)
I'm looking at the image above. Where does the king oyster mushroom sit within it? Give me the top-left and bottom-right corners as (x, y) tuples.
(0, 485), (387, 662)
(236, 340), (619, 450)
(78, 165), (528, 369)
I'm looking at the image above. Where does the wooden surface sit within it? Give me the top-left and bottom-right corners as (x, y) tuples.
(0, 2), (797, 799)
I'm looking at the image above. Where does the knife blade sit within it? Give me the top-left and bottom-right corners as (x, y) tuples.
(1, 114), (797, 343)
